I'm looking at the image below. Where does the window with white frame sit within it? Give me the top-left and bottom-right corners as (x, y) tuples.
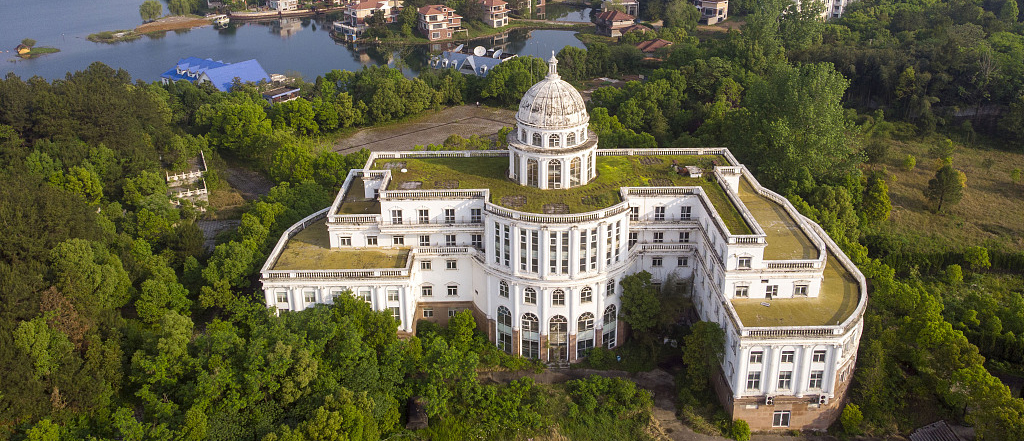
(652, 257), (663, 267)
(772, 411), (791, 427)
(444, 208), (455, 223)
(358, 289), (372, 304)
(448, 308), (458, 317)
(781, 350), (795, 363)
(423, 307), (434, 318)
(421, 260), (431, 270)
(629, 206), (639, 221)
(276, 291), (288, 303)
(812, 349), (827, 363)
(304, 290), (315, 303)
(447, 285), (458, 296)
(809, 371), (824, 389)
(795, 284), (809, 296)
(387, 289), (399, 302)
(680, 206), (692, 220)
(390, 307), (400, 325)
(524, 287), (537, 304)
(581, 287), (593, 303)
(471, 234), (482, 249)
(446, 259), (457, 270)
(339, 236), (352, 246)
(749, 350), (763, 364)
(393, 236), (405, 245)
(421, 285), (433, 297)
(471, 208), (482, 223)
(329, 289), (344, 302)
(653, 232), (664, 243)
(766, 285), (778, 298)
(606, 280), (615, 296)
(679, 231), (690, 242)
(777, 371), (793, 390)
(654, 206), (665, 221)
(418, 209), (429, 224)
(367, 236), (377, 245)
(746, 372), (761, 390)
(391, 209), (403, 225)
(419, 235), (430, 247)
(738, 257), (751, 269)
(678, 257), (689, 266)
(552, 289), (565, 306)
(628, 232), (637, 248)
(735, 286), (749, 298)
(499, 280), (509, 298)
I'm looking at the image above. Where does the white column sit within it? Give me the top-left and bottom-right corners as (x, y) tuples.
(824, 344), (840, 397)
(735, 346), (750, 398)
(764, 346), (778, 395)
(539, 159), (548, 190)
(597, 222), (608, 273)
(795, 344), (813, 397)
(540, 228), (550, 277)
(511, 224), (521, 277)
(569, 226), (580, 278)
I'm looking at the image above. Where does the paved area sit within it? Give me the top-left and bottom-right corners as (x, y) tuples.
(333, 105), (516, 154)
(197, 219), (240, 251)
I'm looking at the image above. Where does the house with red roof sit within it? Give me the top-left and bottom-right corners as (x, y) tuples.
(418, 5), (462, 41)
(593, 10), (635, 37)
(478, 0), (509, 28)
(334, 0), (403, 40)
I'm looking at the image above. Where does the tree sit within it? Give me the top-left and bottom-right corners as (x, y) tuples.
(902, 154), (916, 171)
(140, 0), (163, 22)
(663, 0), (699, 32)
(861, 173), (892, 223)
(620, 271), (660, 341)
(1001, 0), (1020, 22)
(840, 403), (864, 435)
(924, 164), (964, 213)
(964, 246), (991, 272)
(730, 419), (751, 441)
(681, 321), (725, 393)
(556, 46), (588, 82)
(21, 38), (36, 48)
(945, 264), (964, 285)
(1011, 168), (1021, 184)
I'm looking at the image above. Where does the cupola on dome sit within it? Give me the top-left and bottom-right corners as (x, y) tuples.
(515, 54), (589, 130)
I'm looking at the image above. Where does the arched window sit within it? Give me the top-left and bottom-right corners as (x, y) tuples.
(527, 159), (538, 187)
(577, 312), (596, 358)
(499, 280), (509, 298)
(567, 132), (576, 146)
(578, 312), (594, 331)
(570, 157), (581, 187)
(581, 287), (593, 302)
(551, 289), (565, 306)
(497, 306), (512, 353)
(521, 313), (540, 359)
(602, 305), (617, 348)
(532, 133), (542, 147)
(548, 159), (562, 189)
(549, 134), (560, 148)
(549, 315), (568, 361)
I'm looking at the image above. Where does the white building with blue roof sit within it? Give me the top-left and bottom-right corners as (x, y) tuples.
(160, 57), (271, 92)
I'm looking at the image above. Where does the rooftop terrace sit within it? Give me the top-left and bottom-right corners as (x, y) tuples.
(336, 178), (381, 215)
(730, 254), (860, 327)
(272, 220), (408, 270)
(736, 178), (817, 260)
(369, 155), (753, 235)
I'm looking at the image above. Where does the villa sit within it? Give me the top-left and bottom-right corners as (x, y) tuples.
(159, 57), (270, 92)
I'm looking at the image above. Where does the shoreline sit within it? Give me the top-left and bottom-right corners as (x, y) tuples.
(344, 21), (590, 46)
(89, 15), (214, 43)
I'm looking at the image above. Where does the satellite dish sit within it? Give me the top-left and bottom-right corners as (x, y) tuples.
(453, 43), (464, 53)
(400, 168), (408, 173)
(492, 49), (502, 58)
(473, 46), (486, 57)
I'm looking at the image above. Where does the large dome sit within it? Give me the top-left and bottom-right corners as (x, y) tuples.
(515, 55), (589, 130)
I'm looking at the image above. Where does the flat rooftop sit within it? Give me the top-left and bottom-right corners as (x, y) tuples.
(272, 220), (408, 270)
(736, 178), (817, 260)
(368, 155), (753, 235)
(336, 178), (380, 215)
(730, 254), (860, 327)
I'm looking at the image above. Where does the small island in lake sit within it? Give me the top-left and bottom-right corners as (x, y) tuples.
(13, 39), (60, 58)
(89, 15), (215, 43)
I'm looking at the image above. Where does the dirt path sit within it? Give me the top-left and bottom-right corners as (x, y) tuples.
(333, 105), (516, 154)
(221, 166), (274, 201)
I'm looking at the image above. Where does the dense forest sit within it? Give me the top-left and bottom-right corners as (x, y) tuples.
(2, 0), (1024, 437)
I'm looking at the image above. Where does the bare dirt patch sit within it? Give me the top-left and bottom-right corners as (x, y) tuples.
(334, 105), (515, 154)
(136, 16), (212, 33)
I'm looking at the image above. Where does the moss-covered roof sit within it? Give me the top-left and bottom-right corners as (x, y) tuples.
(730, 254), (860, 327)
(272, 221), (408, 270)
(735, 178), (817, 260)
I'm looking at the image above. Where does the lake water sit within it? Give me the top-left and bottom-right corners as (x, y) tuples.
(0, 0), (586, 81)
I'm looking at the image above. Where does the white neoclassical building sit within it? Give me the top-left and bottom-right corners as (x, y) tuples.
(259, 56), (866, 431)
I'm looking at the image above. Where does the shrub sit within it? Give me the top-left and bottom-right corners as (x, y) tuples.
(840, 403), (864, 435)
(945, 264), (963, 285)
(902, 154), (916, 171)
(964, 246), (991, 271)
(730, 419), (751, 441)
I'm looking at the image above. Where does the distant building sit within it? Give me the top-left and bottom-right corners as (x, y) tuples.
(15, 44), (31, 55)
(602, 0), (638, 16)
(418, 5), (462, 41)
(262, 86), (302, 105)
(269, 0), (298, 11)
(635, 38), (673, 54)
(694, 0), (728, 24)
(594, 10), (636, 37)
(335, 0), (404, 40)
(430, 45), (517, 76)
(619, 23), (651, 36)
(160, 57), (271, 92)
(479, 0), (509, 28)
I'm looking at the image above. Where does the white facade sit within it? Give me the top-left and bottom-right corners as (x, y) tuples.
(259, 56), (866, 430)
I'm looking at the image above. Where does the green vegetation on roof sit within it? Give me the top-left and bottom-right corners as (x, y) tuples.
(272, 221), (408, 270)
(736, 178), (818, 260)
(336, 178), (381, 215)
(373, 155), (753, 235)
(731, 255), (860, 327)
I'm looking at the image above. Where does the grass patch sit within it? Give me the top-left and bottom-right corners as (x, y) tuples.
(375, 154), (752, 234)
(272, 221), (409, 270)
(731, 254), (861, 327)
(21, 47), (60, 58)
(87, 30), (141, 43)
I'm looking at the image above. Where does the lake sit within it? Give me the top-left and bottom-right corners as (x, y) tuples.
(0, 0), (587, 82)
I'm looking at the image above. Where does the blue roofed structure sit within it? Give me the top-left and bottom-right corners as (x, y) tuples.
(160, 57), (271, 92)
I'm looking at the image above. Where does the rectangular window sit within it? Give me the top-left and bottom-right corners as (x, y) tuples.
(418, 209), (429, 224)
(421, 286), (433, 297)
(590, 229), (598, 270)
(579, 230), (587, 272)
(735, 286), (749, 298)
(772, 411), (791, 427)
(653, 232), (664, 243)
(679, 231), (690, 243)
(813, 350), (827, 363)
(549, 234), (557, 273)
(654, 206), (666, 221)
(387, 289), (399, 302)
(448, 309), (458, 317)
(746, 372), (761, 390)
(781, 350), (795, 363)
(678, 257), (689, 267)
(446, 259), (457, 270)
(471, 208), (482, 223)
(629, 206), (639, 221)
(766, 285), (778, 299)
(503, 225), (510, 267)
(749, 351), (763, 364)
(809, 371), (824, 389)
(531, 231), (539, 272)
(340, 237), (352, 246)
(358, 289), (372, 304)
(393, 236), (405, 245)
(581, 288), (592, 303)
(445, 234), (456, 247)
(276, 291), (288, 303)
(552, 290), (565, 306)
(390, 307), (401, 325)
(652, 257), (663, 267)
(419, 235), (430, 247)
(444, 208), (455, 223)
(795, 285), (809, 296)
(606, 279), (615, 296)
(777, 371), (793, 390)
(738, 257), (751, 269)
(471, 234), (482, 249)
(561, 232), (569, 274)
(304, 290), (316, 303)
(367, 236), (377, 245)
(628, 232), (637, 248)
(391, 209), (403, 225)
(494, 222), (501, 264)
(520, 230), (528, 271)
(423, 307), (433, 318)
(524, 289), (536, 304)
(680, 206), (692, 220)
(447, 285), (458, 296)
(421, 260), (431, 270)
